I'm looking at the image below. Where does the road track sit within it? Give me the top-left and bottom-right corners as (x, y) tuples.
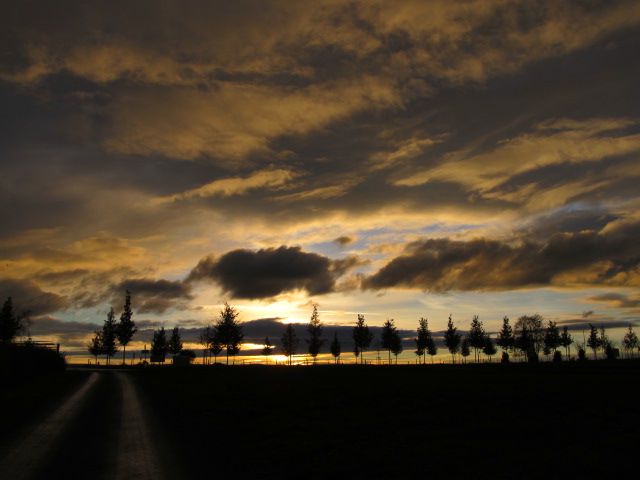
(0, 370), (169, 480)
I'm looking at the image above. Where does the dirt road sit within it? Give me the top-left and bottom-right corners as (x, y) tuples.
(0, 370), (171, 480)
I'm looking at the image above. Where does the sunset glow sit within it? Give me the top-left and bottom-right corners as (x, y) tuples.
(1, 0), (639, 362)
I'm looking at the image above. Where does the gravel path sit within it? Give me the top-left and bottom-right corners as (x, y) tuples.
(0, 372), (99, 480)
(0, 370), (171, 480)
(114, 371), (167, 480)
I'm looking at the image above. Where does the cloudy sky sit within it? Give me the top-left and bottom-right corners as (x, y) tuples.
(2, 0), (640, 358)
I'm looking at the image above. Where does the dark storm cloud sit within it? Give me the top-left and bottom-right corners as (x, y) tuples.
(188, 246), (363, 299)
(110, 278), (194, 314)
(364, 221), (640, 292)
(0, 278), (69, 315)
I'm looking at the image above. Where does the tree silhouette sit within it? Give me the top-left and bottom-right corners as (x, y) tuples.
(559, 326), (573, 360)
(101, 307), (119, 365)
(460, 337), (470, 363)
(281, 323), (298, 365)
(467, 315), (486, 363)
(444, 315), (461, 363)
(261, 336), (274, 364)
(351, 314), (373, 365)
(87, 329), (104, 364)
(515, 325), (534, 362)
(199, 325), (222, 364)
(599, 325), (609, 358)
(587, 324), (600, 359)
(305, 305), (325, 363)
(391, 331), (403, 363)
(514, 314), (544, 359)
(0, 297), (22, 343)
(168, 326), (183, 355)
(215, 302), (244, 365)
(330, 331), (341, 364)
(415, 317), (431, 364)
(151, 326), (168, 361)
(622, 326), (638, 358)
(116, 290), (137, 365)
(381, 318), (398, 365)
(482, 336), (497, 362)
(426, 335), (438, 363)
(496, 316), (514, 353)
(543, 320), (560, 358)
(353, 345), (360, 363)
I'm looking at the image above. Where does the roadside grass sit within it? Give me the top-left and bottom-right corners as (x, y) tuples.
(0, 369), (91, 451)
(133, 360), (640, 479)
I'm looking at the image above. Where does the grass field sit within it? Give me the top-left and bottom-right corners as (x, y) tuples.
(133, 360), (640, 479)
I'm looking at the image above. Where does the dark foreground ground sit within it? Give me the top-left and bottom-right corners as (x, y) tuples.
(135, 361), (640, 479)
(2, 360), (639, 479)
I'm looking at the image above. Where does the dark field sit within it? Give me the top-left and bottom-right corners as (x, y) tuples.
(134, 361), (640, 479)
(2, 361), (639, 479)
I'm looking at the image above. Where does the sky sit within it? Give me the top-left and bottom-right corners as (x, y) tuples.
(2, 0), (640, 362)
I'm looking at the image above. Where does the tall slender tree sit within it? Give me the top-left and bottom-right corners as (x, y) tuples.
(351, 314), (373, 364)
(168, 326), (183, 355)
(599, 325), (609, 358)
(0, 297), (22, 343)
(415, 317), (431, 364)
(482, 336), (497, 362)
(305, 305), (325, 363)
(496, 316), (514, 353)
(261, 336), (274, 364)
(622, 326), (638, 358)
(151, 326), (168, 361)
(281, 323), (298, 365)
(587, 323), (600, 359)
(391, 332), (403, 364)
(467, 315), (486, 363)
(559, 326), (574, 360)
(543, 320), (561, 357)
(116, 290), (137, 365)
(215, 302), (244, 365)
(444, 315), (461, 363)
(426, 335), (438, 363)
(87, 329), (104, 364)
(330, 331), (341, 364)
(381, 318), (398, 364)
(460, 337), (471, 363)
(102, 307), (119, 365)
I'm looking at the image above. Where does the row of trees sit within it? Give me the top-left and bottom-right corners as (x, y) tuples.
(88, 291), (138, 365)
(83, 297), (640, 365)
(261, 310), (640, 365)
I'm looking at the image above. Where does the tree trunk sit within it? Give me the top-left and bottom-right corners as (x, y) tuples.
(122, 345), (126, 365)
